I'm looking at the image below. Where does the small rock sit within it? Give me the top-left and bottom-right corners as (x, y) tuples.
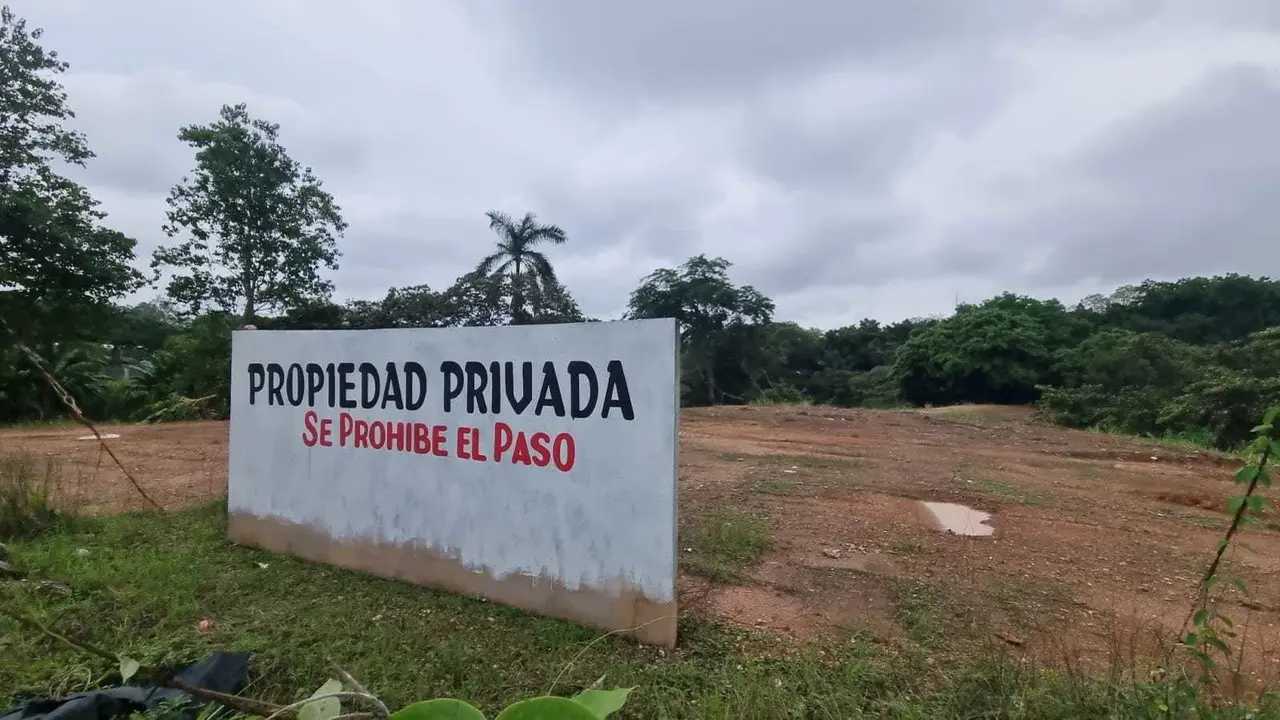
(74, 548), (90, 557)
(822, 548), (842, 559)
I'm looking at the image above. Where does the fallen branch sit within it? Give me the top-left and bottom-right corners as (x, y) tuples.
(167, 679), (283, 717)
(0, 603), (119, 664)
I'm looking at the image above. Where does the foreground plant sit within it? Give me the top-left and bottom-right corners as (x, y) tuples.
(1180, 406), (1279, 693)
(379, 686), (631, 720)
(0, 597), (634, 720)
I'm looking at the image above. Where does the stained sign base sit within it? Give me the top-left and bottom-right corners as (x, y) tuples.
(227, 512), (678, 647)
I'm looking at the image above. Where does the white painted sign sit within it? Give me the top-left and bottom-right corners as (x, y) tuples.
(226, 319), (679, 645)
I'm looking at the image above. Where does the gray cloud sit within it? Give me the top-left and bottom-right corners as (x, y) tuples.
(934, 64), (1280, 288)
(480, 0), (1050, 104)
(10, 0), (1280, 327)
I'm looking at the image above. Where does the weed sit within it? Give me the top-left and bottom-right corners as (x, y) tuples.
(889, 537), (923, 555)
(681, 508), (772, 583)
(932, 409), (990, 424)
(975, 478), (1046, 506)
(737, 452), (865, 496)
(751, 477), (797, 495)
(1085, 426), (1247, 460)
(0, 453), (63, 540)
(892, 581), (951, 648)
(749, 386), (814, 406)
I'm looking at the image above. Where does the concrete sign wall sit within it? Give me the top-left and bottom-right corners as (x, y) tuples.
(227, 319), (679, 646)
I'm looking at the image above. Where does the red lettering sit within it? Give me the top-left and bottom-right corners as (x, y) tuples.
(319, 418), (333, 446)
(553, 433), (575, 472)
(494, 422), (513, 461)
(456, 426), (472, 460)
(353, 419), (369, 448)
(469, 427), (487, 461)
(339, 413), (354, 446)
(511, 433), (532, 465)
(432, 425), (448, 457)
(302, 411), (319, 447)
(413, 422), (431, 454)
(386, 421), (405, 451)
(368, 420), (385, 449)
(529, 431), (551, 467)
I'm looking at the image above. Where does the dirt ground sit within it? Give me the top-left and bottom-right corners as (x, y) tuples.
(4, 405), (1278, 684)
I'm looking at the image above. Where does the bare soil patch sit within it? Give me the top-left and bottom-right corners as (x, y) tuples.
(4, 405), (1276, 681)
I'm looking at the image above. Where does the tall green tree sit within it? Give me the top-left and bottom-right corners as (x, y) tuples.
(476, 210), (567, 324)
(627, 255), (774, 405)
(0, 6), (145, 343)
(152, 103), (347, 325)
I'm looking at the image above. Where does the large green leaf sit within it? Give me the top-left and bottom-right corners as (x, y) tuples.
(494, 697), (598, 720)
(389, 699), (486, 720)
(569, 688), (634, 718)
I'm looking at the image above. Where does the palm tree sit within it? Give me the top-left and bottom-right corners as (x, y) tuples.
(477, 210), (567, 324)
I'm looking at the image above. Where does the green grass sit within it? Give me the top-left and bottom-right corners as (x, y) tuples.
(974, 478), (1047, 507)
(732, 453), (866, 497)
(752, 478), (797, 496)
(1083, 427), (1247, 460)
(892, 582), (952, 648)
(3, 505), (1278, 717)
(930, 408), (993, 424)
(889, 537), (923, 555)
(681, 508), (773, 583)
(1, 453), (63, 540)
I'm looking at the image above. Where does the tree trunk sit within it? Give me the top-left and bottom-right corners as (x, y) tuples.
(705, 360), (717, 405)
(510, 259), (524, 325)
(242, 293), (255, 327)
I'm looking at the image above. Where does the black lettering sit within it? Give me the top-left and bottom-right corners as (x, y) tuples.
(337, 362), (357, 409)
(534, 361), (565, 417)
(465, 361), (488, 413)
(441, 360), (464, 412)
(566, 360), (598, 420)
(266, 363), (285, 406)
(359, 362), (380, 409)
(305, 363), (324, 407)
(602, 360), (635, 420)
(404, 362), (427, 411)
(488, 361), (502, 414)
(382, 362), (404, 410)
(285, 363), (305, 405)
(326, 363), (337, 407)
(247, 363), (265, 404)
(505, 361), (533, 414)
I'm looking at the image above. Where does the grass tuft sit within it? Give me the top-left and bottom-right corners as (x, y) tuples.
(681, 508), (773, 583)
(0, 453), (64, 541)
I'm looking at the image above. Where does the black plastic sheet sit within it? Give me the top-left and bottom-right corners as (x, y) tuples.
(2, 652), (250, 720)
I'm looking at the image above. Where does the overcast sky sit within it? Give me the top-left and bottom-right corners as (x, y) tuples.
(12, 0), (1280, 328)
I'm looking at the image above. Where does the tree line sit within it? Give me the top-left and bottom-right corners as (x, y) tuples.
(3, 6), (1278, 449)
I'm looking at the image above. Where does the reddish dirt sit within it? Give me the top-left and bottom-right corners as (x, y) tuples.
(4, 405), (1279, 682)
